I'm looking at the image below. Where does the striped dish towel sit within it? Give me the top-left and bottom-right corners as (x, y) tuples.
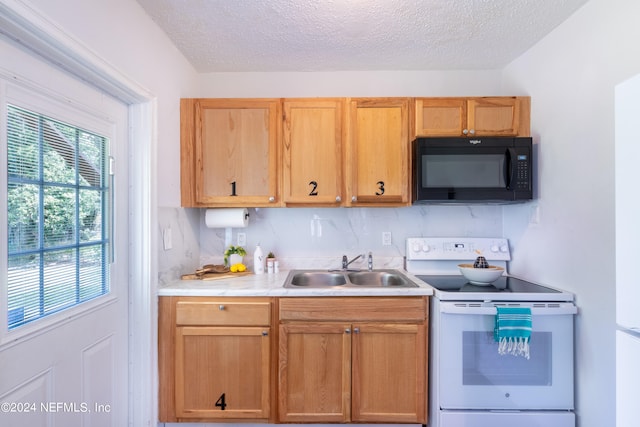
(494, 306), (532, 359)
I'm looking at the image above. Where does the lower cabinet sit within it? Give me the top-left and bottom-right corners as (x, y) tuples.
(159, 296), (428, 424)
(278, 297), (428, 424)
(159, 297), (275, 422)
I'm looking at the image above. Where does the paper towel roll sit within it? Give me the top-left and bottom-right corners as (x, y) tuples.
(205, 208), (249, 228)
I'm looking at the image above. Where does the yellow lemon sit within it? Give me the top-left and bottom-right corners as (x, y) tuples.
(230, 263), (246, 273)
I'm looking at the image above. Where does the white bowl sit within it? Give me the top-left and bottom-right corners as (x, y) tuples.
(458, 264), (505, 285)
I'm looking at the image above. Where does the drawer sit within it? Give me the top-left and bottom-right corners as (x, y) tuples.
(176, 301), (271, 326)
(279, 297), (427, 322)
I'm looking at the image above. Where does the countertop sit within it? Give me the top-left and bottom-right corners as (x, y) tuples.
(158, 269), (435, 297)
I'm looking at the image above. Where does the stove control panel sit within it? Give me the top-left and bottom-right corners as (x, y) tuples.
(406, 237), (511, 261)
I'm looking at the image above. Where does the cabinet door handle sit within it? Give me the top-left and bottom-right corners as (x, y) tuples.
(354, 327), (360, 334)
(345, 328), (351, 334)
(469, 129), (476, 135)
(262, 330), (269, 336)
(335, 196), (341, 203)
(268, 196), (275, 203)
(351, 195), (357, 202)
(463, 128), (469, 135)
(218, 305), (225, 311)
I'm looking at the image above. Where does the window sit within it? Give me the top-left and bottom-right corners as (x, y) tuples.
(6, 104), (110, 329)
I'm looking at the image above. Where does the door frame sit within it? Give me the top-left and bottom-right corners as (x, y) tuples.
(0, 1), (158, 425)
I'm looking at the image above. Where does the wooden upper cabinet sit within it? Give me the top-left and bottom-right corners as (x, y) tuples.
(414, 97), (530, 138)
(346, 98), (410, 207)
(282, 99), (344, 206)
(414, 98), (467, 137)
(180, 98), (280, 207)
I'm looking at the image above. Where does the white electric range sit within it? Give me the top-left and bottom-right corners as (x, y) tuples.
(406, 237), (577, 427)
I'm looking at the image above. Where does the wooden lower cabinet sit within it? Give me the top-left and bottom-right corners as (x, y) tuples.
(352, 323), (426, 423)
(279, 322), (352, 422)
(278, 297), (428, 424)
(175, 325), (270, 419)
(159, 297), (275, 422)
(159, 296), (428, 424)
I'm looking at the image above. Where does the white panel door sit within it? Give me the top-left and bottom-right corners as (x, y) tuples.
(0, 39), (129, 426)
(615, 73), (640, 330)
(616, 331), (640, 427)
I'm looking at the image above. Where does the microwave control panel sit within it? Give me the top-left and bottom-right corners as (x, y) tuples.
(515, 154), (530, 190)
(406, 237), (511, 261)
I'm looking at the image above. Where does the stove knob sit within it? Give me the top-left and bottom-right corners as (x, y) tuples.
(490, 245), (499, 253)
(412, 242), (421, 253)
(422, 244), (430, 252)
(500, 244), (509, 252)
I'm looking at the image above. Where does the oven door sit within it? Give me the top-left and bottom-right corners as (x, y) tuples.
(438, 302), (576, 410)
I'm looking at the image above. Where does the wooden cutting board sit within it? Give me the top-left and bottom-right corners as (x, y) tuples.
(181, 271), (253, 281)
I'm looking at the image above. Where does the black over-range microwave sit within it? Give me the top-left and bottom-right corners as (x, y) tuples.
(413, 136), (533, 203)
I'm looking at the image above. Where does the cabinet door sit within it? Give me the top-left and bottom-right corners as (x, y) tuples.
(352, 323), (427, 423)
(278, 322), (351, 422)
(467, 97), (521, 136)
(347, 98), (410, 206)
(282, 99), (344, 205)
(414, 98), (467, 137)
(175, 326), (270, 420)
(181, 98), (280, 207)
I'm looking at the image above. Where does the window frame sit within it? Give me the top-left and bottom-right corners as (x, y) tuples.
(1, 81), (118, 344)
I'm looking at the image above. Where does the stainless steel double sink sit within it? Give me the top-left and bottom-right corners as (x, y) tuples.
(283, 269), (418, 288)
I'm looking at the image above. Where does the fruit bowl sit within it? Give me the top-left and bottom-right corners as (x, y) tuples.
(458, 264), (505, 285)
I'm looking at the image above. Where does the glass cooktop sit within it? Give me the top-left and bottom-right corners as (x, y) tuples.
(416, 275), (561, 294)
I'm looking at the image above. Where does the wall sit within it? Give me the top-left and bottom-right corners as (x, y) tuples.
(502, 0), (640, 425)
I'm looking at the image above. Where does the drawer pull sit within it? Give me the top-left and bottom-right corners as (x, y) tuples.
(345, 328), (351, 334)
(218, 305), (225, 311)
(262, 330), (268, 336)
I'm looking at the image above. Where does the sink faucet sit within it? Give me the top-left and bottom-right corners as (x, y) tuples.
(342, 254), (364, 270)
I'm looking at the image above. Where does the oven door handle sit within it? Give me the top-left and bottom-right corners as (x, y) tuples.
(440, 304), (578, 316)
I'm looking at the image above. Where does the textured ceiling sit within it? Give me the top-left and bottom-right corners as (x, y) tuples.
(135, 0), (588, 72)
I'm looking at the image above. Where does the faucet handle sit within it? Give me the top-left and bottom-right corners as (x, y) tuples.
(367, 252), (373, 271)
(342, 255), (348, 269)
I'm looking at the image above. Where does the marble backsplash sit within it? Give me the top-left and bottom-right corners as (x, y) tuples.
(157, 205), (503, 285)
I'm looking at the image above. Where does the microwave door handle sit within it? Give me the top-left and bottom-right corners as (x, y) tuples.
(505, 148), (516, 189)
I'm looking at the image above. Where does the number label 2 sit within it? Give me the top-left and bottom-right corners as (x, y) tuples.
(215, 393), (227, 410)
(308, 181), (318, 196)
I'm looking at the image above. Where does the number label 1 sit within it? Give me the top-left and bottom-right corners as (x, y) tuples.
(215, 393), (227, 410)
(230, 181), (237, 197)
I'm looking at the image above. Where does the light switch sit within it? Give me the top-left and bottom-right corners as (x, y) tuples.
(163, 227), (172, 250)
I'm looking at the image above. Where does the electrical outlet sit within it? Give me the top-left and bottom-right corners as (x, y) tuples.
(382, 231), (392, 246)
(237, 232), (246, 247)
